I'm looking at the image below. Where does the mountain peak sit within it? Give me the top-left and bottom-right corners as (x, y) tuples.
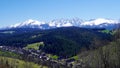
(81, 18), (117, 26)
(6, 18), (120, 29)
(21, 19), (45, 25)
(9, 19), (45, 28)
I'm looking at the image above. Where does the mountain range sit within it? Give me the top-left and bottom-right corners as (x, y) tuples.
(6, 18), (120, 29)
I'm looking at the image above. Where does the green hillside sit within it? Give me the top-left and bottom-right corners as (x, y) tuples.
(72, 29), (120, 68)
(0, 56), (47, 68)
(0, 27), (112, 57)
(24, 42), (44, 50)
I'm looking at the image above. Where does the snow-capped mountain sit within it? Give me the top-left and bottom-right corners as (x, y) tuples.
(7, 18), (119, 29)
(81, 18), (117, 26)
(8, 18), (83, 29)
(49, 18), (83, 27)
(80, 18), (119, 29)
(9, 19), (49, 29)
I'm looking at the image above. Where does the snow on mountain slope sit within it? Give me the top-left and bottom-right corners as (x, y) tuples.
(7, 18), (119, 29)
(9, 19), (45, 28)
(81, 18), (118, 26)
(49, 18), (83, 27)
(19, 19), (45, 26)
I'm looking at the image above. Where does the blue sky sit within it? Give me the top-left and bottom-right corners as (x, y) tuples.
(0, 0), (120, 27)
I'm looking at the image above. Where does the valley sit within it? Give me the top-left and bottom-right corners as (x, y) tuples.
(1, 0), (120, 68)
(0, 26), (119, 68)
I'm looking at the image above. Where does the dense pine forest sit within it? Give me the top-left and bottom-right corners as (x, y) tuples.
(0, 26), (120, 68)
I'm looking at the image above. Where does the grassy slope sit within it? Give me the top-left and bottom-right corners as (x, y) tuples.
(0, 56), (48, 68)
(0, 50), (20, 58)
(24, 42), (44, 50)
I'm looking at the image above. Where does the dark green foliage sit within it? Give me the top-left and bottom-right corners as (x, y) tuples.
(0, 27), (112, 57)
(74, 29), (120, 68)
(40, 27), (112, 57)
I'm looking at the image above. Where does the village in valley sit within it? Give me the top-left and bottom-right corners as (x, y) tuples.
(0, 46), (79, 68)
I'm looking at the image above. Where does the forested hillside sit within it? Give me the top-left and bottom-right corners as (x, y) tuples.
(0, 26), (119, 68)
(72, 28), (120, 68)
(0, 27), (112, 57)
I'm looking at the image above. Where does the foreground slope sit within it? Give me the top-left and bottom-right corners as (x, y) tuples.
(73, 29), (120, 68)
